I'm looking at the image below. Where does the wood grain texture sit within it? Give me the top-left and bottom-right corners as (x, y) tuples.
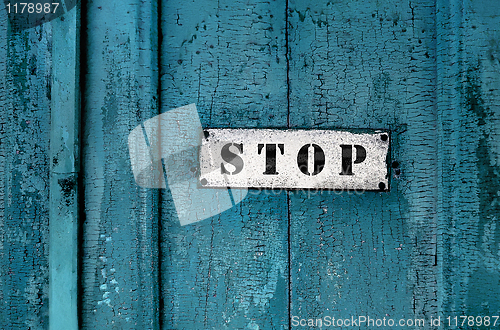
(159, 0), (289, 328)
(80, 0), (160, 328)
(0, 0), (497, 329)
(288, 0), (439, 325)
(0, 7), (52, 329)
(437, 0), (500, 318)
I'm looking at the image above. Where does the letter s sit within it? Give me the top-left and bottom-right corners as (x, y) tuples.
(291, 316), (299, 327)
(221, 143), (244, 175)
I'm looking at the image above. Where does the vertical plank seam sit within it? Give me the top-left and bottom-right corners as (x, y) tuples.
(434, 0), (442, 316)
(157, 0), (164, 328)
(286, 0), (290, 129)
(285, 0), (292, 329)
(78, 0), (88, 326)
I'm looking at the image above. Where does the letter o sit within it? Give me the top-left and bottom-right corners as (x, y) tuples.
(297, 144), (325, 176)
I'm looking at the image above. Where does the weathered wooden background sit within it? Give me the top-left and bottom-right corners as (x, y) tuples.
(0, 0), (499, 329)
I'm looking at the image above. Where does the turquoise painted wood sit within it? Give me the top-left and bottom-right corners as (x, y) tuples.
(49, 5), (80, 330)
(80, 0), (160, 328)
(288, 0), (438, 322)
(0, 3), (81, 330)
(159, 0), (290, 328)
(437, 0), (500, 317)
(0, 0), (499, 329)
(0, 10), (52, 330)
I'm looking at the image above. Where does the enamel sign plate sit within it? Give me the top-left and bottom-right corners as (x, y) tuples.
(199, 129), (390, 191)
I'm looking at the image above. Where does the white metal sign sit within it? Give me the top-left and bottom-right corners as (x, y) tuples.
(199, 129), (390, 191)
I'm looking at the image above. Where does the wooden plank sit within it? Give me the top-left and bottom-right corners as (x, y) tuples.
(80, 1), (160, 328)
(159, 0), (289, 328)
(436, 0), (500, 317)
(0, 8), (52, 329)
(49, 5), (80, 330)
(288, 0), (439, 324)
